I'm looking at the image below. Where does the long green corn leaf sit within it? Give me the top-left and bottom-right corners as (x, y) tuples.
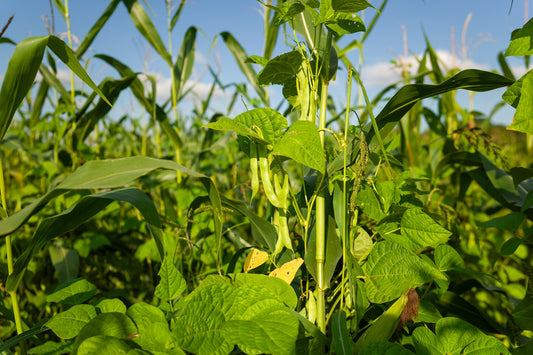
(174, 26), (197, 99)
(0, 156), (221, 238)
(74, 74), (137, 145)
(220, 31), (268, 105)
(0, 35), (111, 141)
(122, 0), (172, 65)
(366, 69), (514, 146)
(332, 311), (353, 355)
(76, 0), (121, 58)
(6, 188), (164, 292)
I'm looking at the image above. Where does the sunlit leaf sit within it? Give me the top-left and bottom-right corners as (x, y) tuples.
(363, 241), (447, 303)
(505, 18), (533, 56)
(45, 304), (97, 339)
(46, 278), (97, 306)
(155, 256), (187, 301)
(272, 120), (325, 173)
(257, 50), (303, 86)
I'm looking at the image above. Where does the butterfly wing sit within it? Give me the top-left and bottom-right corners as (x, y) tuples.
(269, 258), (304, 284)
(244, 248), (269, 273)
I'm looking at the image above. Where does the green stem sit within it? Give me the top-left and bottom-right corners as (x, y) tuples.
(0, 152), (24, 346)
(341, 67), (354, 310)
(166, 0), (182, 186)
(64, 0), (75, 107)
(315, 30), (333, 333)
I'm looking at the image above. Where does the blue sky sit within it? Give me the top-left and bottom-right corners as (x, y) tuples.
(0, 0), (529, 126)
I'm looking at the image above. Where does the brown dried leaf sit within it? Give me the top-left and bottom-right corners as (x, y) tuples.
(396, 288), (419, 332)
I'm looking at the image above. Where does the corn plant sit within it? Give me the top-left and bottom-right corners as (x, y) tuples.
(1, 1), (533, 354)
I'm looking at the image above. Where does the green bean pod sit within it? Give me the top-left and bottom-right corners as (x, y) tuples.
(250, 142), (259, 200)
(258, 144), (281, 207)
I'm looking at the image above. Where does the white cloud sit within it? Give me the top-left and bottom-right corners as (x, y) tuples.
(361, 49), (491, 88)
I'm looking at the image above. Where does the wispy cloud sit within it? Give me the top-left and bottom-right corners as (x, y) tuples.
(361, 49), (491, 88)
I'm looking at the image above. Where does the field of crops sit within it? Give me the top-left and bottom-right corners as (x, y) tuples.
(1, 1), (532, 354)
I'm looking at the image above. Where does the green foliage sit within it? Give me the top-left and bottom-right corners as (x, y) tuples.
(1, 0), (533, 354)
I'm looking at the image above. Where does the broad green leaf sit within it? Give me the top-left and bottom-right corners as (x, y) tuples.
(331, 0), (373, 12)
(221, 300), (298, 355)
(502, 71), (524, 108)
(72, 313), (138, 355)
(363, 241), (446, 303)
(501, 234), (531, 255)
(400, 208), (451, 251)
(24, 340), (73, 355)
(236, 107), (287, 143)
(360, 342), (415, 355)
(356, 184), (386, 221)
(5, 188), (166, 292)
(480, 153), (528, 207)
(332, 311), (352, 355)
(477, 211), (525, 231)
(274, 2), (305, 25)
(257, 50), (303, 86)
(127, 303), (173, 352)
(205, 117), (267, 143)
(413, 317), (510, 355)
(351, 226), (373, 261)
(327, 12), (365, 36)
(122, 0), (171, 65)
(434, 244), (464, 271)
(233, 273), (298, 309)
(77, 335), (136, 355)
(505, 18), (533, 56)
(272, 120), (325, 173)
(45, 304), (97, 339)
(417, 299), (443, 323)
(49, 246), (80, 285)
(514, 296), (533, 331)
(155, 256), (187, 301)
(366, 70), (514, 146)
(508, 70), (533, 134)
(93, 298), (127, 314)
(76, 0), (121, 58)
(46, 278), (97, 306)
(220, 32), (268, 105)
(173, 282), (235, 355)
(174, 275), (299, 355)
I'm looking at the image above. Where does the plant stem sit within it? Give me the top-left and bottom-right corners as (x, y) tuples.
(64, 0), (75, 107)
(0, 153), (24, 345)
(166, 0), (182, 186)
(341, 67), (354, 310)
(315, 30), (333, 333)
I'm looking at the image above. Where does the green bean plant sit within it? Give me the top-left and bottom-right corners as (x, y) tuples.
(1, 0), (533, 354)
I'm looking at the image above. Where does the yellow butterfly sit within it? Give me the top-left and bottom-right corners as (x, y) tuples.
(269, 258), (304, 284)
(244, 248), (269, 273)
